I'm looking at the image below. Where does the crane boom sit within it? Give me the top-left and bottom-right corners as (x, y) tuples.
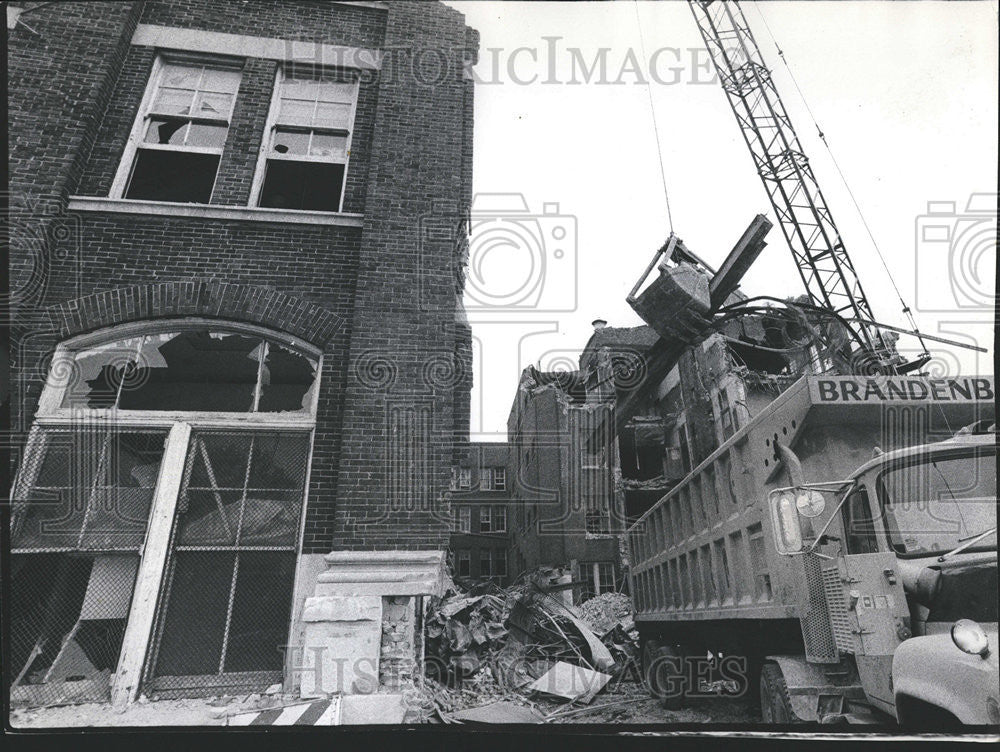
(687, 0), (897, 370)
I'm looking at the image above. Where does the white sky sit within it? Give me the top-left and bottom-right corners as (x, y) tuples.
(442, 1), (999, 441)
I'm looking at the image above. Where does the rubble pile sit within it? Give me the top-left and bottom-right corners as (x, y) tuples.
(422, 572), (641, 722)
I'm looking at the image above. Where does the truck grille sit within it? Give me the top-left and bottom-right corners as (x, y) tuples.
(822, 565), (855, 655)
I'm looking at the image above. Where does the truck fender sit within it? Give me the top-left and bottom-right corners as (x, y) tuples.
(763, 655), (859, 722)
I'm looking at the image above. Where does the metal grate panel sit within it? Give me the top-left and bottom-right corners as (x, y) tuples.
(801, 554), (839, 662)
(822, 564), (855, 655)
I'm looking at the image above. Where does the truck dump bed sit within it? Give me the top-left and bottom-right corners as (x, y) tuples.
(627, 374), (995, 631)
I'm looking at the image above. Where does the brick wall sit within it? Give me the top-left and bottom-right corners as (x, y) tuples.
(8, 0), (478, 554)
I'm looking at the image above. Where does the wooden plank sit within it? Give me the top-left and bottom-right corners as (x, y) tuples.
(110, 421), (191, 708)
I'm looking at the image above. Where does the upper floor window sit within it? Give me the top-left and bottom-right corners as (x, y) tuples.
(252, 67), (358, 212)
(114, 57), (242, 204)
(480, 466), (506, 491)
(451, 467), (472, 490)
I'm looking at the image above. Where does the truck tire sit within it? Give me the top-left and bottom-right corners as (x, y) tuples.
(643, 639), (686, 710)
(759, 662), (799, 724)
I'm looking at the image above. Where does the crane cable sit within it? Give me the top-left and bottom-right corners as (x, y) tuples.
(748, 2), (931, 357)
(633, 0), (674, 235)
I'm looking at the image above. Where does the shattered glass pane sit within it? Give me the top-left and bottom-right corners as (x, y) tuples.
(271, 127), (311, 156)
(144, 118), (188, 146)
(79, 432), (168, 549)
(194, 91), (232, 118)
(258, 341), (318, 412)
(61, 338), (143, 409)
(13, 430), (167, 551)
(118, 331), (260, 412)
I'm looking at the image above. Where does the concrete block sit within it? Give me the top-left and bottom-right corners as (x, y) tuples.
(300, 596), (382, 698)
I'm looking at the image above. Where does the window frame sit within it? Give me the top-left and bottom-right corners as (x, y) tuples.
(13, 319), (321, 704)
(37, 318), (322, 427)
(492, 466), (506, 491)
(456, 549), (471, 577)
(248, 65), (360, 213)
(458, 506), (471, 533)
(492, 505), (507, 533)
(110, 54), (244, 201)
(479, 505), (491, 533)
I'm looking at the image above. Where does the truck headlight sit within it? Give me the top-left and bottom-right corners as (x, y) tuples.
(951, 619), (990, 657)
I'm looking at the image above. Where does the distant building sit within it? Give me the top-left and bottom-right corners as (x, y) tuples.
(506, 364), (623, 603)
(448, 443), (513, 586)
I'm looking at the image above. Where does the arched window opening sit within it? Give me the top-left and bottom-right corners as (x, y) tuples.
(11, 320), (320, 707)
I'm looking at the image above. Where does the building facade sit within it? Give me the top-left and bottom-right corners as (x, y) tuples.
(448, 442), (512, 587)
(506, 364), (624, 603)
(8, 0), (477, 706)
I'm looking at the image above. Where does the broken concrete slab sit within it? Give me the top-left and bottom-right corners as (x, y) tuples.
(528, 661), (611, 704)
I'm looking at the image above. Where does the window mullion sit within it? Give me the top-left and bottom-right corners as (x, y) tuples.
(111, 421), (191, 707)
(252, 340), (268, 412)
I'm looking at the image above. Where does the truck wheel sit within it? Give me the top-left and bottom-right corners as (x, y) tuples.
(644, 639), (686, 710)
(759, 663), (798, 724)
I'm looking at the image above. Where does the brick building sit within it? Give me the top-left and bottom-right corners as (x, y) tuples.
(7, 0), (477, 707)
(448, 442), (512, 587)
(506, 362), (625, 603)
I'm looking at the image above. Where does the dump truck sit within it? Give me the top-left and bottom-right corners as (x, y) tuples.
(627, 373), (997, 726)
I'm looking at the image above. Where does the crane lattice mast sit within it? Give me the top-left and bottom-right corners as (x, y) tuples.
(687, 0), (897, 371)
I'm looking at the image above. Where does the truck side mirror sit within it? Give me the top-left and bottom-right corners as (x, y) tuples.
(768, 488), (830, 555)
(769, 489), (805, 554)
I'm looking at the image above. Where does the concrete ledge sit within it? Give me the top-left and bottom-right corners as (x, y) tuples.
(316, 550), (446, 597)
(131, 24), (382, 69)
(68, 196), (365, 227)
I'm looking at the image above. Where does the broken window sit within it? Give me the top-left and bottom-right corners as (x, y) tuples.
(255, 69), (357, 212)
(146, 431), (310, 692)
(59, 327), (318, 413)
(14, 322), (321, 706)
(119, 60), (242, 203)
(10, 429), (168, 706)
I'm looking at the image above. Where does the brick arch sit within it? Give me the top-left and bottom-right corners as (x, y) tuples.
(45, 281), (345, 348)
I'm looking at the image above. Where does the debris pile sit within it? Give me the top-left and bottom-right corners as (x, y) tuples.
(423, 571), (641, 723)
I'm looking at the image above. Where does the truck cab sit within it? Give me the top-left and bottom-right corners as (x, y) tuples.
(771, 429), (998, 726)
